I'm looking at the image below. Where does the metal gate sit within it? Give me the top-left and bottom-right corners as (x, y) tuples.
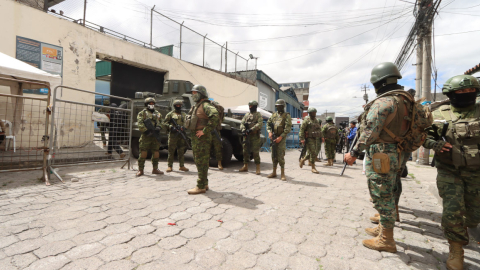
(48, 86), (133, 182)
(0, 77), (51, 182)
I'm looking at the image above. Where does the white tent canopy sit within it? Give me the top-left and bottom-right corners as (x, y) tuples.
(226, 105), (272, 119)
(0, 52), (61, 90)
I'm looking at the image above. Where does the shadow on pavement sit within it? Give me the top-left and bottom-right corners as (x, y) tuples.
(204, 191), (264, 209)
(286, 179), (328, 188)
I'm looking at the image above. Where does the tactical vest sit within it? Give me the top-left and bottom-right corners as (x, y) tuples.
(435, 105), (480, 168)
(273, 112), (288, 136)
(142, 109), (160, 124)
(244, 113), (260, 135)
(185, 100), (209, 131)
(307, 119), (322, 138)
(376, 95), (410, 143)
(171, 112), (185, 126)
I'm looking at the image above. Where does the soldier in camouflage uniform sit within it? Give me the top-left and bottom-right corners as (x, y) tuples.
(304, 119), (323, 165)
(422, 75), (480, 270)
(299, 107), (322, 174)
(322, 116), (339, 166)
(345, 62), (410, 253)
(212, 101), (223, 170)
(185, 85), (219, 195)
(98, 99), (111, 148)
(239, 100), (263, 175)
(164, 99), (189, 173)
(136, 97), (164, 176)
(266, 99), (292, 181)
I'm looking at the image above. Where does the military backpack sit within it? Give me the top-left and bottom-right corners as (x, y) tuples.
(325, 124), (338, 139)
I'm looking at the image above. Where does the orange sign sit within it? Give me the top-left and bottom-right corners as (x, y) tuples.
(42, 47), (58, 59)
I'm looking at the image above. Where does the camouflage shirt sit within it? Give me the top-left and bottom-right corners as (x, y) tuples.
(353, 96), (396, 152)
(164, 110), (187, 134)
(266, 112), (292, 138)
(299, 116), (322, 140)
(240, 112), (263, 132)
(137, 109), (162, 133)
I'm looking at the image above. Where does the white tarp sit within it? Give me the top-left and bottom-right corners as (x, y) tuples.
(0, 52), (61, 90)
(226, 105), (272, 119)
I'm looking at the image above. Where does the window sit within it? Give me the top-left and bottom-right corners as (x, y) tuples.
(172, 82), (179, 93)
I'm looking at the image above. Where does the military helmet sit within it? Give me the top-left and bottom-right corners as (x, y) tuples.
(370, 62), (402, 84)
(326, 116), (333, 122)
(103, 99), (110, 105)
(173, 99), (183, 106)
(442, 75), (480, 94)
(275, 99), (286, 106)
(307, 107), (317, 113)
(192, 85), (208, 97)
(248, 100), (258, 106)
(145, 97), (156, 106)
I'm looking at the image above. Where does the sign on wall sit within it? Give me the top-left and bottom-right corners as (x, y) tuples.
(16, 36), (63, 76)
(259, 92), (268, 109)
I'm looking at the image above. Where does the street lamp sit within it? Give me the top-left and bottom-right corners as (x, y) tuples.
(249, 54), (259, 70)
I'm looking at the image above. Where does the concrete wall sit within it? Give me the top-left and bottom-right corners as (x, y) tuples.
(1, 0), (258, 146)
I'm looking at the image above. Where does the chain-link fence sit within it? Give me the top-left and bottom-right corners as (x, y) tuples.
(48, 86), (133, 182)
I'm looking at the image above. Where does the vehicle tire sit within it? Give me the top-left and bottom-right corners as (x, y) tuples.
(131, 137), (140, 159)
(401, 166), (408, 178)
(233, 153), (253, 162)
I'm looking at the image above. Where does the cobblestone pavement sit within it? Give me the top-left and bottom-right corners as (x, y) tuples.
(0, 150), (479, 270)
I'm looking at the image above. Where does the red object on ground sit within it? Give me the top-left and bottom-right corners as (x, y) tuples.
(217, 220), (223, 223)
(167, 223), (177, 226)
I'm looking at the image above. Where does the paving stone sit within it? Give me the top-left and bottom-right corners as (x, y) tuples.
(298, 241), (327, 258)
(17, 229), (42, 241)
(98, 260), (137, 270)
(185, 236), (216, 252)
(127, 217), (153, 227)
(33, 240), (76, 258)
(103, 223), (133, 235)
(97, 243), (135, 262)
(72, 231), (107, 245)
(158, 235), (188, 250)
(61, 257), (104, 270)
(100, 232), (135, 246)
(128, 225), (155, 236)
(205, 227), (231, 240)
(154, 226), (182, 238)
(180, 227), (206, 239)
(217, 237), (242, 254)
(256, 252), (289, 270)
(271, 241), (298, 256)
(352, 245), (382, 261)
(288, 254), (321, 270)
(224, 250), (258, 269)
(24, 254), (70, 270)
(317, 256), (351, 270)
(44, 229), (80, 242)
(221, 220), (244, 231)
(232, 229), (256, 241)
(104, 215), (131, 224)
(160, 246), (195, 264)
(77, 221), (108, 233)
(128, 234), (160, 249)
(4, 238), (47, 256)
(0, 235), (19, 249)
(65, 243), (105, 260)
(196, 220), (221, 230)
(131, 246), (164, 264)
(11, 253), (37, 268)
(195, 249), (226, 268)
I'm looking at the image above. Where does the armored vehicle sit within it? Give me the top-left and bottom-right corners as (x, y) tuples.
(129, 80), (265, 167)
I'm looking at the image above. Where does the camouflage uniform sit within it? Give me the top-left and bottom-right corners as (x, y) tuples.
(240, 112), (263, 165)
(266, 111), (292, 169)
(164, 110), (187, 168)
(137, 108), (162, 171)
(190, 100), (219, 189)
(299, 116), (322, 164)
(212, 136), (222, 162)
(423, 104), (480, 243)
(322, 122), (339, 160)
(305, 137), (322, 161)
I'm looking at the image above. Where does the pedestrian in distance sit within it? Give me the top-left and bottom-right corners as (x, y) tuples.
(184, 85), (219, 195)
(322, 116), (339, 166)
(105, 103), (126, 159)
(239, 100), (263, 175)
(266, 99), (292, 181)
(136, 97), (164, 176)
(422, 74), (480, 270)
(299, 107), (322, 174)
(98, 99), (111, 148)
(347, 121), (357, 151)
(164, 99), (189, 173)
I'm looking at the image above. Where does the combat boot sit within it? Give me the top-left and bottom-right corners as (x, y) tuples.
(136, 170), (144, 177)
(152, 169), (164, 175)
(324, 159), (330, 166)
(205, 185), (209, 190)
(239, 164), (248, 172)
(166, 167), (173, 173)
(370, 213), (380, 224)
(311, 163), (319, 174)
(179, 166), (189, 172)
(395, 204), (400, 222)
(256, 164), (260, 175)
(329, 159), (334, 166)
(446, 240), (464, 270)
(187, 187), (206, 195)
(218, 161), (224, 170)
(365, 224), (381, 237)
(280, 168), (286, 181)
(315, 157), (321, 162)
(362, 226), (397, 253)
(308, 160), (312, 166)
(299, 158), (306, 168)
(267, 167), (277, 178)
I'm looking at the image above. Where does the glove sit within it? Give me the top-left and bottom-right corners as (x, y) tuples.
(179, 126), (185, 132)
(155, 127), (161, 132)
(171, 126), (177, 132)
(432, 140), (447, 153)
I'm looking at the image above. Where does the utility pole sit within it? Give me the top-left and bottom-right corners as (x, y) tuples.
(203, 34), (207, 67)
(361, 84), (369, 104)
(179, 21), (184, 60)
(412, 12), (424, 162)
(225, 42), (228, 73)
(220, 43), (224, 72)
(235, 52), (239, 72)
(150, 5), (155, 49)
(83, 0), (87, 26)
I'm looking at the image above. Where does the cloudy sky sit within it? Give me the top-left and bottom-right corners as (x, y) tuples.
(53, 0), (480, 118)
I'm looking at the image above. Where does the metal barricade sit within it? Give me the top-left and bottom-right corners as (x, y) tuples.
(260, 121), (301, 152)
(48, 86), (133, 182)
(0, 77), (51, 183)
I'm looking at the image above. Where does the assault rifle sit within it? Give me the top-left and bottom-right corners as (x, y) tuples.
(340, 130), (359, 176)
(299, 137), (308, 161)
(143, 118), (161, 143)
(242, 123), (251, 154)
(430, 122), (449, 167)
(268, 121), (278, 163)
(170, 118), (191, 149)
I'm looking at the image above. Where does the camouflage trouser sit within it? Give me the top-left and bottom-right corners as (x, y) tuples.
(192, 131), (212, 189)
(100, 125), (107, 145)
(302, 138), (318, 163)
(305, 138), (321, 161)
(242, 134), (261, 164)
(394, 152), (410, 205)
(324, 139), (337, 159)
(213, 134), (222, 161)
(138, 135), (160, 170)
(436, 164), (480, 242)
(366, 143), (400, 229)
(167, 134), (186, 167)
(271, 136), (287, 168)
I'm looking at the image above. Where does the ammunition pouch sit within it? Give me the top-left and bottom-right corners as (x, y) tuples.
(372, 152), (391, 174)
(185, 114), (198, 131)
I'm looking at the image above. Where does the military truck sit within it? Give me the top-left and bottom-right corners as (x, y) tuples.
(129, 80), (265, 167)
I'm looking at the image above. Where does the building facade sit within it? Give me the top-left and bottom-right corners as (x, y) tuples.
(279, 81), (310, 117)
